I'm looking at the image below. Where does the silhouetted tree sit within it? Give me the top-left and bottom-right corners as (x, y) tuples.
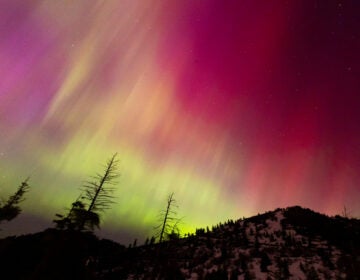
(155, 192), (181, 242)
(54, 154), (119, 231)
(70, 199), (101, 231)
(0, 178), (30, 224)
(144, 237), (149, 246)
(54, 196), (88, 230)
(342, 205), (351, 218)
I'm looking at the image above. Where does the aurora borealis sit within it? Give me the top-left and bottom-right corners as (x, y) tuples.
(0, 1), (359, 243)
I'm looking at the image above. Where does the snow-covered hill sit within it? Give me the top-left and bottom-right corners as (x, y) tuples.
(105, 206), (360, 279)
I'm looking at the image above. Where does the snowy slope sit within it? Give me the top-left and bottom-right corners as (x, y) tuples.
(99, 206), (360, 280)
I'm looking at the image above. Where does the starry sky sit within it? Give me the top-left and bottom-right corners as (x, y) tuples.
(0, 0), (359, 244)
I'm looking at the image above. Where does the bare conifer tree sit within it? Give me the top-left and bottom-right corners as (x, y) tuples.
(342, 205), (351, 218)
(54, 154), (119, 231)
(155, 192), (182, 242)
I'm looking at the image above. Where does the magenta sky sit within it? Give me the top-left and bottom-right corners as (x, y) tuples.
(0, 1), (359, 243)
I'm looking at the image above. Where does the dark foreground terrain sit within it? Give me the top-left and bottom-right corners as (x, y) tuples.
(1, 206), (359, 279)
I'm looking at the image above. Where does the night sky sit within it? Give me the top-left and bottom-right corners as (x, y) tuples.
(0, 0), (359, 244)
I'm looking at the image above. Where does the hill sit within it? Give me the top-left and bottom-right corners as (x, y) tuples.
(0, 206), (359, 279)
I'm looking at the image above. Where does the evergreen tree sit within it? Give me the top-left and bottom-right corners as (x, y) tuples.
(144, 237), (149, 246)
(0, 178), (30, 224)
(54, 197), (90, 230)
